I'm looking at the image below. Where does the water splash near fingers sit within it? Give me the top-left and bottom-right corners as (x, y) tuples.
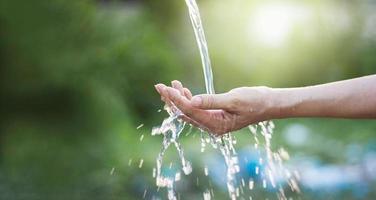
(153, 105), (191, 199)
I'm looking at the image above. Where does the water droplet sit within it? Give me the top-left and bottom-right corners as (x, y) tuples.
(279, 148), (290, 160)
(204, 166), (209, 176)
(151, 127), (160, 136)
(182, 162), (192, 175)
(175, 172), (181, 181)
(249, 179), (254, 190)
(143, 189), (147, 199)
(137, 124), (144, 129)
(139, 159), (144, 168)
(203, 190), (211, 200)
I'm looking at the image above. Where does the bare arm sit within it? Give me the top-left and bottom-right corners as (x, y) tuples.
(155, 75), (376, 135)
(272, 75), (376, 119)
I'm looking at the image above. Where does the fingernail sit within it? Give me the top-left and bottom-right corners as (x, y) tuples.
(160, 87), (168, 97)
(171, 81), (176, 88)
(191, 96), (202, 107)
(154, 84), (162, 93)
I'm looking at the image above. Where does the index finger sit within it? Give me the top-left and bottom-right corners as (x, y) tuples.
(165, 87), (213, 124)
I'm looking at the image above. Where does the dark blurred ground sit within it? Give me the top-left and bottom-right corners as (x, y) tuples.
(0, 0), (375, 199)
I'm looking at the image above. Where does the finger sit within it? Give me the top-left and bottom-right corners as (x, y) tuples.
(165, 87), (212, 123)
(170, 80), (193, 100)
(155, 84), (167, 103)
(183, 88), (193, 100)
(191, 93), (232, 110)
(157, 84), (174, 107)
(165, 87), (193, 115)
(171, 80), (185, 96)
(155, 84), (162, 94)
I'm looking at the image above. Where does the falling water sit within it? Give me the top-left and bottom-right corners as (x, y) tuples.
(184, 0), (215, 95)
(184, 0), (242, 199)
(152, 105), (192, 200)
(152, 0), (300, 199)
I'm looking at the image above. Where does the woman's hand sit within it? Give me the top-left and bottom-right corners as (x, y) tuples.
(155, 81), (275, 135)
(155, 75), (376, 135)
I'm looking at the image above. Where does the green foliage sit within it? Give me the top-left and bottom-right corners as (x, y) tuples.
(0, 0), (182, 199)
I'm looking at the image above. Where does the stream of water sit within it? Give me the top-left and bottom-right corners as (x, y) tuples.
(152, 0), (300, 199)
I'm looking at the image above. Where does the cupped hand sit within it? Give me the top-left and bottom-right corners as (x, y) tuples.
(155, 81), (274, 135)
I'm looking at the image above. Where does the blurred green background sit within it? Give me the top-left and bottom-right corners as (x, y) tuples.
(0, 0), (375, 199)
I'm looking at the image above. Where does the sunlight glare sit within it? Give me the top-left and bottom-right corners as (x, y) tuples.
(250, 3), (308, 47)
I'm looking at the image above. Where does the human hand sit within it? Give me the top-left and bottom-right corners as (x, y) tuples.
(155, 80), (274, 135)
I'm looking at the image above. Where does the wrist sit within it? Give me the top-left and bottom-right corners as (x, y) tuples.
(268, 88), (298, 119)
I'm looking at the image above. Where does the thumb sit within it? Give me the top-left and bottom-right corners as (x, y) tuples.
(191, 93), (231, 109)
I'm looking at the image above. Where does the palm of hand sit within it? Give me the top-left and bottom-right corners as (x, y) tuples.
(155, 81), (270, 135)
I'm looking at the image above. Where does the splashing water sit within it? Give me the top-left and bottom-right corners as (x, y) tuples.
(152, 105), (192, 200)
(248, 122), (300, 199)
(183, 0), (241, 198)
(152, 0), (300, 199)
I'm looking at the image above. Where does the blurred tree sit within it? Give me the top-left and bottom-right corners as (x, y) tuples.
(0, 0), (181, 125)
(0, 0), (182, 198)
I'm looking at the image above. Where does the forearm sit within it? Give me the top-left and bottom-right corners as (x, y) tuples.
(270, 75), (376, 119)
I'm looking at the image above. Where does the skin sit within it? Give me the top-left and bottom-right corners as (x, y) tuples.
(154, 75), (376, 135)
